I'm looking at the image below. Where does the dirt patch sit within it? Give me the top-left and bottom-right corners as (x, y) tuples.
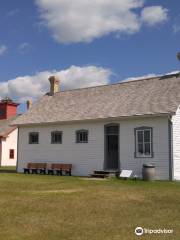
(31, 189), (83, 194)
(81, 177), (107, 181)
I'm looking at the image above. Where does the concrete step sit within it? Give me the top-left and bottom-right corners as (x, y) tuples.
(91, 173), (109, 178)
(94, 170), (110, 175)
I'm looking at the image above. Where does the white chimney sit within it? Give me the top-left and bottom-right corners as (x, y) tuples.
(49, 76), (60, 95)
(26, 100), (33, 110)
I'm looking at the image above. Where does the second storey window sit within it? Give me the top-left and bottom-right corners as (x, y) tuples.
(76, 130), (88, 143)
(51, 131), (62, 144)
(29, 132), (39, 144)
(135, 127), (153, 158)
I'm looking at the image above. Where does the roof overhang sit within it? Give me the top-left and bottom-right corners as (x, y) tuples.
(0, 126), (17, 138)
(12, 112), (174, 127)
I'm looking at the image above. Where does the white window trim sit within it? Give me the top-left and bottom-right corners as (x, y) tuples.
(51, 131), (63, 144)
(135, 127), (153, 158)
(76, 129), (88, 143)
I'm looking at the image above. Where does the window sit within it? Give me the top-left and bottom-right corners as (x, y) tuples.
(9, 149), (14, 159)
(0, 109), (5, 117)
(135, 127), (153, 158)
(76, 130), (88, 143)
(51, 131), (62, 144)
(29, 132), (39, 144)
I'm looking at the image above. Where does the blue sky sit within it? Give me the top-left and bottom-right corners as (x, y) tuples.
(0, 0), (180, 110)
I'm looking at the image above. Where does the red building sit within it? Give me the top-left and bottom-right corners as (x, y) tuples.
(0, 97), (19, 166)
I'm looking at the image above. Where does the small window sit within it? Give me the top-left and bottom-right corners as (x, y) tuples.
(76, 130), (88, 143)
(135, 127), (153, 158)
(0, 109), (5, 117)
(51, 131), (62, 144)
(9, 149), (14, 159)
(29, 132), (39, 144)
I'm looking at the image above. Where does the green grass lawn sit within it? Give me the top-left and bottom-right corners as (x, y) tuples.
(0, 174), (179, 240)
(0, 166), (16, 171)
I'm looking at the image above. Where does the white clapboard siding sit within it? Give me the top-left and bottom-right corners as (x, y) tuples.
(17, 122), (105, 176)
(119, 117), (169, 180)
(172, 106), (180, 180)
(1, 129), (18, 166)
(17, 116), (170, 179)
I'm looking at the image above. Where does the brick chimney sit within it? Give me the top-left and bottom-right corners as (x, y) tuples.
(49, 76), (60, 95)
(26, 100), (33, 110)
(0, 97), (19, 120)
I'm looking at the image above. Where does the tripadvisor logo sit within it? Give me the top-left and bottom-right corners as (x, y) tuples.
(135, 226), (173, 236)
(135, 227), (143, 236)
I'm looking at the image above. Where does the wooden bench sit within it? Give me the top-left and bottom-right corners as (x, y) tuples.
(23, 163), (47, 174)
(48, 163), (72, 176)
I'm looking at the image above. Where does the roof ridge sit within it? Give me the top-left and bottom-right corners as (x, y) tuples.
(50, 73), (180, 95)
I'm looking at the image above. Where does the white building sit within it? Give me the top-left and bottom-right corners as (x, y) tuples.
(0, 98), (19, 166)
(13, 73), (180, 180)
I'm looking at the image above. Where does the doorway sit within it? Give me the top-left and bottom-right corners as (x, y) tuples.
(104, 124), (119, 170)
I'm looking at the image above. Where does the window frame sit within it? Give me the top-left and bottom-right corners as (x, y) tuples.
(9, 149), (14, 159)
(134, 127), (153, 158)
(29, 132), (39, 144)
(51, 131), (63, 144)
(76, 129), (88, 143)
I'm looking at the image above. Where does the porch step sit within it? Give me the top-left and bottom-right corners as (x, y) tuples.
(94, 170), (110, 175)
(90, 170), (120, 178)
(90, 170), (110, 178)
(91, 173), (109, 178)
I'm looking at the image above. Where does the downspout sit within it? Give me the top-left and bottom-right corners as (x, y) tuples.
(168, 115), (173, 181)
(16, 127), (19, 173)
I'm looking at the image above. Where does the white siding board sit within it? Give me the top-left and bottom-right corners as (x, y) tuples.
(172, 106), (180, 180)
(119, 117), (169, 180)
(17, 123), (104, 176)
(17, 116), (170, 179)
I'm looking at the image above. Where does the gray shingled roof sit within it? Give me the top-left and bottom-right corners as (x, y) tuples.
(13, 73), (180, 126)
(0, 116), (17, 137)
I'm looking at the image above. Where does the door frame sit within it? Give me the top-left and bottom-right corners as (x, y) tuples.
(104, 123), (120, 171)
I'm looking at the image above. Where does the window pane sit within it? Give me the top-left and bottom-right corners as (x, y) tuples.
(52, 132), (62, 144)
(83, 132), (87, 142)
(145, 143), (151, 155)
(138, 143), (143, 154)
(106, 126), (118, 135)
(29, 133), (39, 144)
(137, 131), (143, 143)
(82, 133), (84, 142)
(80, 133), (83, 142)
(76, 130), (88, 143)
(9, 149), (14, 159)
(144, 130), (150, 142)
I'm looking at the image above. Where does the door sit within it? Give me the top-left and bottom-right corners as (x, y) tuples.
(104, 124), (119, 170)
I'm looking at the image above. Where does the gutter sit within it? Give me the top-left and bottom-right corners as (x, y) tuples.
(11, 112), (174, 128)
(16, 127), (19, 173)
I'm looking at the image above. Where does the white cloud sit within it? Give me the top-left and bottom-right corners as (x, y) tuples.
(141, 6), (168, 26)
(35, 0), (168, 43)
(0, 66), (112, 102)
(122, 73), (158, 82)
(7, 9), (19, 17)
(173, 24), (180, 33)
(122, 70), (179, 82)
(165, 70), (179, 75)
(18, 42), (31, 54)
(173, 15), (180, 33)
(59, 65), (111, 90)
(0, 45), (8, 56)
